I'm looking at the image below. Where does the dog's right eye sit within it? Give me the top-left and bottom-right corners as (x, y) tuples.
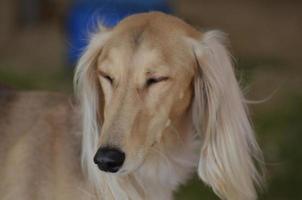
(102, 75), (113, 84)
(98, 71), (113, 84)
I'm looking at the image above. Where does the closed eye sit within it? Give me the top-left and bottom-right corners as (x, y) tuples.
(146, 77), (169, 87)
(98, 71), (113, 84)
(103, 75), (113, 84)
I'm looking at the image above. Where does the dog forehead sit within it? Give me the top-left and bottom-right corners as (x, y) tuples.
(102, 40), (189, 75)
(100, 43), (168, 74)
(114, 12), (200, 39)
(105, 12), (201, 50)
(98, 12), (199, 74)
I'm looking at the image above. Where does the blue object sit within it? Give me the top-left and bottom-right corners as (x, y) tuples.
(67, 0), (172, 65)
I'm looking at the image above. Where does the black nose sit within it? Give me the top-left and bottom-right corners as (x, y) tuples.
(93, 147), (125, 173)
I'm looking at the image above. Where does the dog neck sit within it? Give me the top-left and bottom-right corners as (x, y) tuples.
(95, 127), (198, 200)
(136, 130), (198, 200)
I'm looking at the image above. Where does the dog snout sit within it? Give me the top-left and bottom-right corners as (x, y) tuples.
(93, 147), (125, 173)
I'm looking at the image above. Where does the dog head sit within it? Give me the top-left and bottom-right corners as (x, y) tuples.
(75, 12), (263, 200)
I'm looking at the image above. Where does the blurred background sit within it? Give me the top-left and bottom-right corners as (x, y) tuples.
(0, 0), (301, 199)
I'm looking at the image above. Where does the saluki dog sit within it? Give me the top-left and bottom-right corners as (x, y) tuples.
(0, 12), (264, 200)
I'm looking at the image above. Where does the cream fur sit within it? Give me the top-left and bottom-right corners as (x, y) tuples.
(74, 13), (263, 200)
(0, 12), (263, 200)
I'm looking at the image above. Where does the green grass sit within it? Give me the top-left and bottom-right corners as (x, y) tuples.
(0, 67), (73, 92)
(256, 94), (302, 200)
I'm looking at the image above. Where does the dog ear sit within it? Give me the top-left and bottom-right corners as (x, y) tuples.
(191, 31), (264, 200)
(74, 27), (111, 182)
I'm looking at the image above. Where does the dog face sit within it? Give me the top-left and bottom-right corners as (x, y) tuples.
(94, 17), (198, 173)
(75, 12), (263, 200)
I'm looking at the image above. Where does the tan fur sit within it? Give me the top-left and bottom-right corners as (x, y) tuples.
(1, 12), (263, 200)
(0, 91), (93, 200)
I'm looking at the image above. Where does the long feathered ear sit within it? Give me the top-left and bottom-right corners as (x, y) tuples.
(191, 31), (264, 200)
(74, 28), (111, 184)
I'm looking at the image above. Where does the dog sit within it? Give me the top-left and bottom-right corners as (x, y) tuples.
(0, 12), (264, 200)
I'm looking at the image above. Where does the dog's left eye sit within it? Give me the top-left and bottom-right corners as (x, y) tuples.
(146, 77), (169, 87)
